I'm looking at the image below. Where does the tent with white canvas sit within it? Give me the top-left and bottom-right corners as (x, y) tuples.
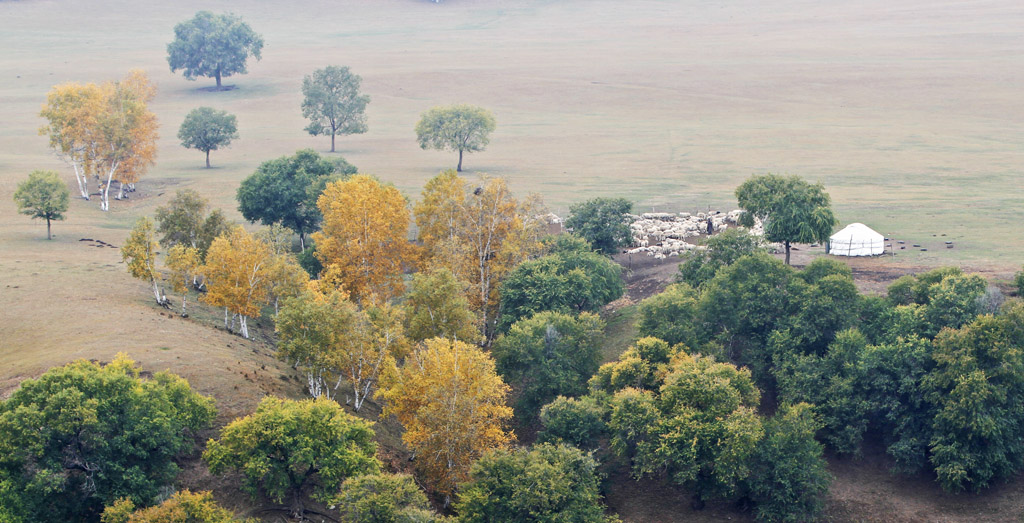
(829, 223), (884, 256)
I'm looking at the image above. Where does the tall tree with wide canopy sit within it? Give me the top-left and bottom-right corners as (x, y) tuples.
(565, 197), (633, 255)
(166, 11), (264, 89)
(301, 66), (369, 152)
(178, 107), (238, 168)
(734, 174), (837, 265)
(0, 356), (215, 523)
(236, 149), (351, 250)
(13, 170), (69, 240)
(415, 104), (495, 172)
(39, 82), (103, 200)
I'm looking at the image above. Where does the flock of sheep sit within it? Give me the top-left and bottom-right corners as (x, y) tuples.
(625, 210), (765, 258)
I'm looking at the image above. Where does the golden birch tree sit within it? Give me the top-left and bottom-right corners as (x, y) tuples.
(121, 217), (167, 306)
(377, 338), (513, 499)
(95, 71), (158, 211)
(166, 244), (201, 317)
(39, 82), (104, 200)
(201, 226), (272, 338)
(313, 174), (418, 304)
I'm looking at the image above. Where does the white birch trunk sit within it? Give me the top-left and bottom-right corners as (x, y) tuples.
(100, 161), (118, 211)
(239, 315), (249, 339)
(72, 162), (89, 200)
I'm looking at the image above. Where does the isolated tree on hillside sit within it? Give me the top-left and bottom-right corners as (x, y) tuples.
(178, 107), (238, 167)
(565, 197), (633, 254)
(313, 174), (418, 303)
(122, 217), (168, 306)
(302, 66), (369, 153)
(38, 82), (103, 199)
(0, 356), (215, 522)
(237, 149), (352, 250)
(378, 338), (513, 500)
(167, 11), (264, 89)
(415, 104), (495, 172)
(13, 170), (69, 240)
(204, 397), (380, 519)
(734, 174), (837, 265)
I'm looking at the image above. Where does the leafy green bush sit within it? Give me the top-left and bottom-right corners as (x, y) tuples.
(539, 396), (606, 448)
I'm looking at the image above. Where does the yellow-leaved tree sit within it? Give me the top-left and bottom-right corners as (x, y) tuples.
(165, 244), (201, 317)
(39, 82), (104, 200)
(313, 174), (419, 304)
(201, 226), (272, 338)
(121, 216), (168, 307)
(414, 171), (546, 341)
(377, 338), (513, 500)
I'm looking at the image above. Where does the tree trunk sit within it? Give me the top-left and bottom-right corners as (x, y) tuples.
(215, 67), (222, 88)
(73, 163), (89, 200)
(290, 490), (305, 520)
(224, 307), (230, 329)
(239, 315), (249, 339)
(299, 233), (305, 252)
(151, 279), (163, 305)
(330, 133), (336, 153)
(205, 150), (211, 168)
(457, 149), (464, 172)
(180, 293), (188, 317)
(116, 181), (126, 200)
(46, 218), (52, 240)
(784, 241), (791, 265)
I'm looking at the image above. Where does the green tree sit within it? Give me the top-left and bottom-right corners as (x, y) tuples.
(0, 355), (216, 523)
(493, 311), (605, 417)
(746, 403), (831, 523)
(166, 11), (263, 88)
(636, 283), (699, 349)
(302, 66), (369, 153)
(178, 107), (238, 168)
(734, 174), (838, 265)
(404, 268), (480, 344)
(154, 189), (234, 260)
(538, 396), (606, 448)
(236, 149), (351, 250)
(332, 474), (437, 523)
(564, 197), (633, 255)
(1016, 266), (1024, 297)
(13, 169), (69, 240)
(497, 248), (623, 331)
(203, 397), (380, 519)
(456, 444), (616, 523)
(677, 228), (764, 288)
(101, 490), (252, 523)
(415, 104), (496, 172)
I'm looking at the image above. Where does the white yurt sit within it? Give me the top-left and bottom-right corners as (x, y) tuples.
(829, 223), (884, 256)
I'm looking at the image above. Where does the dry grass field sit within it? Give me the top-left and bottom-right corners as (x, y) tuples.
(3, 0), (1024, 520)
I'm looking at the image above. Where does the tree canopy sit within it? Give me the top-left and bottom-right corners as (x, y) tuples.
(167, 11), (264, 88)
(154, 189), (233, 260)
(100, 490), (252, 523)
(456, 444), (616, 523)
(332, 473), (437, 523)
(301, 66), (369, 152)
(415, 105), (496, 172)
(203, 396), (379, 519)
(178, 107), (238, 168)
(236, 149), (352, 250)
(734, 174), (837, 264)
(565, 197), (633, 255)
(0, 355), (215, 523)
(13, 170), (69, 240)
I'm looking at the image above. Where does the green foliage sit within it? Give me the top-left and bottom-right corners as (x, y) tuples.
(414, 104), (496, 172)
(538, 396), (606, 448)
(921, 273), (986, 337)
(636, 283), (698, 348)
(100, 490), (252, 523)
(154, 189), (233, 260)
(746, 403), (831, 523)
(734, 174), (837, 264)
(405, 268), (480, 344)
(301, 66), (369, 152)
(608, 353), (763, 502)
(178, 107), (238, 167)
(493, 311), (604, 417)
(590, 337), (676, 395)
(332, 473), (436, 523)
(497, 247), (623, 331)
(456, 444), (615, 523)
(236, 149), (351, 247)
(1016, 267), (1024, 297)
(922, 312), (1024, 492)
(677, 228), (764, 288)
(0, 356), (216, 522)
(166, 11), (263, 87)
(564, 197), (633, 255)
(203, 397), (379, 517)
(13, 169), (69, 240)
(297, 243), (323, 278)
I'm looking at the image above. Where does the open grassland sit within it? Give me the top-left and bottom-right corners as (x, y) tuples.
(3, 0), (1024, 520)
